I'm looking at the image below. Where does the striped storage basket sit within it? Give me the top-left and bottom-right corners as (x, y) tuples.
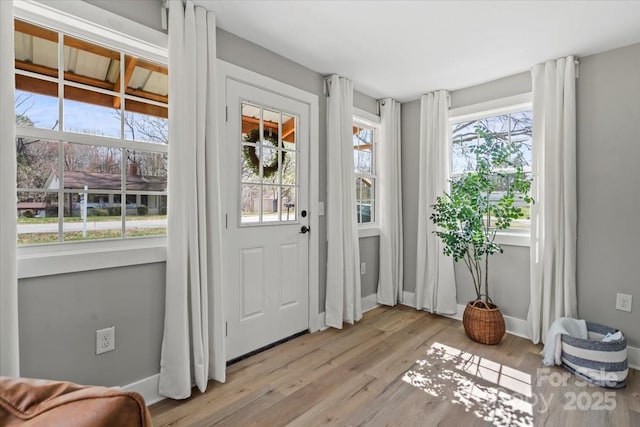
(560, 322), (628, 388)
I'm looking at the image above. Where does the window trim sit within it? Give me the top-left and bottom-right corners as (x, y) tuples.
(353, 108), (380, 237)
(18, 237), (167, 279)
(14, 0), (169, 274)
(449, 93), (533, 247)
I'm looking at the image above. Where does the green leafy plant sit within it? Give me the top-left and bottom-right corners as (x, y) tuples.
(430, 127), (532, 305)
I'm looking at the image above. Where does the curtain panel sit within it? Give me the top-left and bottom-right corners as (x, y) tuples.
(377, 98), (403, 306)
(159, 0), (225, 399)
(325, 74), (362, 328)
(415, 91), (457, 314)
(527, 56), (578, 344)
(0, 0), (19, 377)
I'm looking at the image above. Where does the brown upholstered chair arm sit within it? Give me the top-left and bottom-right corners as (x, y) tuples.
(0, 376), (152, 426)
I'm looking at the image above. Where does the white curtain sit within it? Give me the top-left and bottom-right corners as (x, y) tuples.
(415, 91), (457, 314)
(527, 56), (577, 344)
(159, 0), (225, 399)
(377, 99), (403, 306)
(325, 74), (362, 328)
(0, 0), (19, 377)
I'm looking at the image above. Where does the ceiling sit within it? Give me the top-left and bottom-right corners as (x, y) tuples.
(197, 1), (640, 102)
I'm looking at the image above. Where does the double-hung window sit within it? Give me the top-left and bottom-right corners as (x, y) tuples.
(352, 115), (379, 227)
(450, 97), (532, 244)
(14, 18), (168, 246)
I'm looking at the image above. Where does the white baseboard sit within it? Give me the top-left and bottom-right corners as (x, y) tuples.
(401, 290), (416, 308)
(444, 303), (530, 340)
(400, 292), (529, 339)
(362, 293), (379, 312)
(400, 291), (640, 370)
(317, 311), (328, 331)
(122, 374), (164, 406)
(317, 294), (379, 332)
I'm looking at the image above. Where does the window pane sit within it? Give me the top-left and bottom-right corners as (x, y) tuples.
(282, 152), (296, 186)
(353, 126), (372, 146)
(510, 111), (532, 170)
(63, 143), (122, 190)
(17, 137), (59, 190)
(451, 110), (532, 230)
(123, 107), (168, 143)
(15, 20), (59, 76)
(281, 187), (296, 222)
(15, 88), (59, 131)
(262, 185), (280, 223)
(125, 150), (167, 191)
(356, 149), (372, 174)
(126, 55), (168, 103)
(17, 191), (59, 245)
(125, 194), (167, 238)
(63, 90), (122, 138)
(242, 104), (260, 141)
(263, 109), (280, 145)
(63, 191), (122, 241)
(241, 184), (261, 224)
(262, 147), (280, 185)
(356, 177), (375, 224)
(282, 114), (296, 150)
(63, 35), (120, 89)
(451, 120), (479, 175)
(241, 144), (260, 183)
(353, 126), (373, 174)
(452, 112), (532, 176)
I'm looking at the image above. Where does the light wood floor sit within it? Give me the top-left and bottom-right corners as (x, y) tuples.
(150, 305), (640, 426)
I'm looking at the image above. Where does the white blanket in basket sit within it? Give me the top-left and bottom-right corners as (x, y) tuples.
(542, 317), (587, 366)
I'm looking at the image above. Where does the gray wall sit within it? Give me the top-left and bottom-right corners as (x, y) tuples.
(576, 42), (640, 347)
(83, 0), (165, 32)
(401, 72), (532, 320)
(19, 264), (165, 386)
(359, 236), (380, 298)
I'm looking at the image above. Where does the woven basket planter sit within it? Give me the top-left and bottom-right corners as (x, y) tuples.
(462, 300), (506, 345)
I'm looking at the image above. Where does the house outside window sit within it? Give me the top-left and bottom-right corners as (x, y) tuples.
(14, 19), (168, 246)
(450, 104), (533, 236)
(352, 118), (378, 226)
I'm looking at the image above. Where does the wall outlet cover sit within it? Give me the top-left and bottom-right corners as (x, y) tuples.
(616, 293), (632, 313)
(96, 326), (115, 355)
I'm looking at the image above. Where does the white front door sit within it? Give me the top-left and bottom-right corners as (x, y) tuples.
(224, 78), (310, 360)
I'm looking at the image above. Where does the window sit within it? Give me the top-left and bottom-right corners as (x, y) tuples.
(352, 119), (377, 225)
(240, 103), (298, 224)
(450, 107), (532, 233)
(14, 19), (168, 246)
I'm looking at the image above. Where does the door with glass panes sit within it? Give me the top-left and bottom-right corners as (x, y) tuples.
(224, 78), (310, 360)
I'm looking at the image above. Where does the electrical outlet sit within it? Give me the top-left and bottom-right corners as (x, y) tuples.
(360, 262), (366, 275)
(318, 202), (325, 216)
(616, 293), (632, 313)
(96, 326), (115, 355)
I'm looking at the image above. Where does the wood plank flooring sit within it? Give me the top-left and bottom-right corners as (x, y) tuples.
(150, 305), (640, 426)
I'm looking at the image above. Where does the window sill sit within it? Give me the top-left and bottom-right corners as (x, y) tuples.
(17, 237), (167, 279)
(358, 227), (380, 238)
(494, 232), (530, 247)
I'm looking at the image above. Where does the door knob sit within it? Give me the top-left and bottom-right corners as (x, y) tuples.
(299, 225), (310, 234)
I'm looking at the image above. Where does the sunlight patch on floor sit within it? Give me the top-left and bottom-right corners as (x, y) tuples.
(402, 342), (534, 427)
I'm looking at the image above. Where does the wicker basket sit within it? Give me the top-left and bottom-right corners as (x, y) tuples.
(462, 300), (506, 345)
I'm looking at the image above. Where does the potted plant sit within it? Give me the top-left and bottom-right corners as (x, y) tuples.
(430, 127), (532, 345)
